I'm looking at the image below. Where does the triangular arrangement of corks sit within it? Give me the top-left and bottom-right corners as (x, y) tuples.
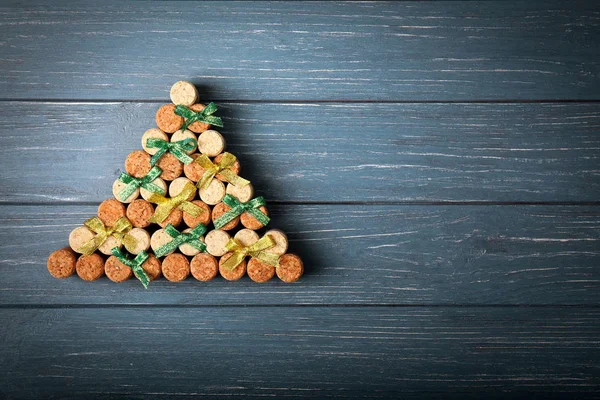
(46, 81), (303, 287)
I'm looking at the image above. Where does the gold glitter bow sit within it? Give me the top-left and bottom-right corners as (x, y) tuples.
(221, 235), (280, 271)
(194, 152), (250, 190)
(78, 216), (137, 256)
(147, 182), (205, 224)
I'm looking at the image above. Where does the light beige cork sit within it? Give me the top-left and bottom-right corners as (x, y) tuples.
(170, 81), (198, 106)
(171, 129), (198, 154)
(204, 229), (231, 257)
(140, 177), (167, 201)
(69, 226), (95, 254)
(178, 228), (205, 256)
(263, 229), (288, 255)
(141, 128), (169, 155)
(98, 235), (121, 256)
(226, 182), (254, 203)
(169, 177), (195, 200)
(112, 179), (139, 204)
(234, 229), (259, 247)
(124, 228), (151, 255)
(197, 130), (225, 157)
(199, 178), (226, 205)
(150, 229), (176, 257)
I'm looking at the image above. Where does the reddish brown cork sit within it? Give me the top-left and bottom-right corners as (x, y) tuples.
(156, 152), (183, 181)
(211, 202), (239, 231)
(183, 153), (206, 182)
(142, 254), (162, 281)
(105, 255), (133, 283)
(187, 104), (211, 133)
(247, 257), (275, 283)
(240, 206), (269, 230)
(213, 153), (241, 182)
(47, 247), (77, 279)
(219, 252), (247, 281)
(76, 253), (105, 281)
(97, 199), (127, 227)
(155, 104), (183, 134)
(276, 254), (304, 283)
(125, 150), (152, 179)
(182, 200), (211, 228)
(158, 207), (183, 228)
(162, 253), (190, 282)
(126, 199), (154, 228)
(190, 253), (219, 281)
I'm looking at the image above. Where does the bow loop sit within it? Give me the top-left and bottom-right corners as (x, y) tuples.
(155, 223), (208, 258)
(117, 166), (164, 201)
(174, 102), (224, 131)
(195, 153), (250, 190)
(214, 195), (270, 230)
(146, 137), (196, 166)
(148, 182), (205, 224)
(78, 217), (135, 256)
(221, 235), (279, 271)
(110, 247), (151, 288)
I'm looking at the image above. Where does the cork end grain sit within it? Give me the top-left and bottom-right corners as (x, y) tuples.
(98, 199), (127, 227)
(126, 199), (155, 228)
(156, 152), (183, 181)
(170, 81), (198, 107)
(156, 104), (183, 134)
(276, 254), (304, 283)
(247, 257), (275, 283)
(105, 255), (133, 283)
(142, 254), (162, 281)
(211, 202), (239, 231)
(240, 206), (269, 230)
(183, 153), (206, 182)
(182, 200), (211, 228)
(47, 247), (77, 279)
(158, 208), (183, 229)
(76, 253), (105, 281)
(190, 253), (219, 281)
(162, 253), (190, 282)
(187, 104), (211, 133)
(125, 151), (152, 179)
(219, 252), (247, 281)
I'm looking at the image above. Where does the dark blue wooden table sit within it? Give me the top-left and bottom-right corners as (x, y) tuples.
(1, 1), (599, 398)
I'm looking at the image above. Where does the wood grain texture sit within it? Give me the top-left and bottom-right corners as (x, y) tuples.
(1, 204), (599, 305)
(1, 307), (599, 399)
(2, 102), (600, 203)
(0, 1), (599, 101)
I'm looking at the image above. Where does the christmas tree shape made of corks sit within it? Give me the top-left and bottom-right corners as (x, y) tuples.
(47, 81), (303, 287)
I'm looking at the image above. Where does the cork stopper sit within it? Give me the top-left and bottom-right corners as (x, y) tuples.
(211, 202), (239, 231)
(69, 226), (95, 254)
(97, 235), (121, 256)
(247, 257), (275, 283)
(240, 206), (269, 230)
(126, 199), (154, 228)
(169, 177), (195, 200)
(182, 200), (211, 228)
(124, 228), (151, 255)
(76, 253), (105, 281)
(263, 229), (288, 255)
(219, 252), (247, 281)
(97, 199), (126, 227)
(125, 151), (152, 179)
(199, 178), (226, 205)
(197, 130), (225, 157)
(112, 178), (139, 204)
(178, 228), (204, 256)
(204, 229), (231, 257)
(170, 81), (198, 107)
(171, 129), (198, 154)
(142, 254), (162, 281)
(150, 229), (175, 257)
(105, 255), (133, 283)
(156, 104), (183, 134)
(183, 153), (205, 182)
(140, 177), (167, 201)
(156, 152), (183, 181)
(141, 128), (169, 155)
(47, 247), (77, 278)
(213, 153), (241, 182)
(158, 208), (183, 229)
(234, 229), (259, 247)
(226, 182), (254, 203)
(162, 253), (190, 282)
(276, 254), (304, 283)
(190, 253), (219, 281)
(187, 104), (211, 133)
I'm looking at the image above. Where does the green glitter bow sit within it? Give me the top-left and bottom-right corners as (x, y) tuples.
(146, 137), (196, 165)
(154, 223), (208, 258)
(213, 194), (270, 230)
(175, 102), (224, 131)
(110, 247), (151, 289)
(117, 166), (164, 201)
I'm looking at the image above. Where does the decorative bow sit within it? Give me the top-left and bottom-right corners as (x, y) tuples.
(194, 152), (249, 190)
(148, 182), (205, 224)
(146, 137), (196, 166)
(213, 194), (270, 230)
(78, 216), (137, 256)
(117, 166), (165, 201)
(175, 102), (224, 131)
(110, 247), (151, 288)
(154, 223), (208, 258)
(221, 235), (280, 271)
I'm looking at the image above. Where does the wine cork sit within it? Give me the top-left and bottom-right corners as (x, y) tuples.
(126, 199), (154, 228)
(171, 129), (198, 154)
(178, 228), (204, 256)
(226, 182), (254, 203)
(240, 206), (269, 230)
(199, 178), (226, 205)
(183, 153), (206, 182)
(140, 177), (167, 201)
(219, 252), (246, 281)
(97, 235), (121, 256)
(142, 254), (162, 281)
(47, 247), (77, 278)
(125, 150), (152, 179)
(204, 229), (230, 257)
(69, 226), (95, 254)
(263, 229), (288, 255)
(234, 229), (259, 247)
(182, 200), (211, 228)
(187, 104), (211, 133)
(105, 255), (133, 283)
(156, 103), (183, 134)
(141, 128), (169, 155)
(276, 254), (304, 283)
(158, 208), (183, 229)
(112, 178), (139, 204)
(76, 253), (105, 281)
(247, 257), (275, 283)
(98, 199), (127, 227)
(213, 153), (241, 182)
(211, 202), (239, 231)
(197, 130), (225, 157)
(150, 229), (175, 257)
(169, 177), (195, 200)
(170, 81), (198, 107)
(190, 253), (219, 281)
(162, 253), (190, 282)
(124, 228), (151, 255)
(157, 152), (183, 181)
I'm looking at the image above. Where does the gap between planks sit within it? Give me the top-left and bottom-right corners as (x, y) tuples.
(1, 99), (600, 104)
(2, 304), (600, 309)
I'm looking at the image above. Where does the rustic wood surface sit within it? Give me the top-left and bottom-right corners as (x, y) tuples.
(0, 1), (598, 399)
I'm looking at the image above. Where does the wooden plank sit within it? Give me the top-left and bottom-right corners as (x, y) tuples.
(1, 204), (599, 305)
(2, 102), (600, 203)
(0, 1), (598, 101)
(1, 306), (598, 398)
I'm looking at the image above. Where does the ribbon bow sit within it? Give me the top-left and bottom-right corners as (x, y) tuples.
(110, 247), (151, 288)
(117, 166), (165, 201)
(78, 216), (137, 256)
(213, 194), (270, 230)
(194, 152), (250, 190)
(148, 182), (205, 224)
(221, 235), (280, 271)
(146, 137), (196, 166)
(175, 102), (224, 131)
(155, 223), (208, 258)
